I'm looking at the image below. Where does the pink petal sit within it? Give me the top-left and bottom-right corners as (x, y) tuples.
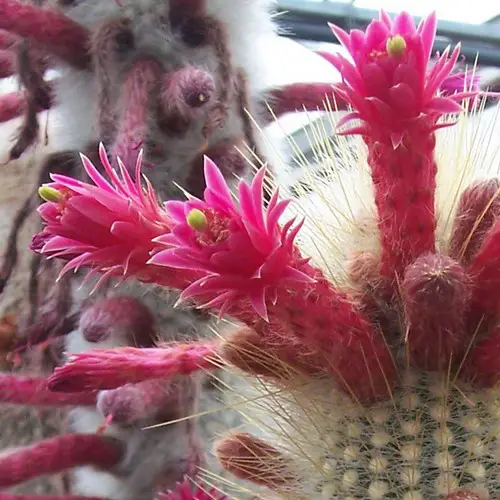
(365, 20), (389, 49)
(37, 202), (60, 221)
(42, 236), (93, 254)
(266, 199), (291, 233)
(338, 61), (364, 93)
(238, 182), (257, 228)
(393, 11), (416, 36)
(200, 291), (238, 318)
(203, 156), (234, 208)
(337, 124), (369, 136)
(179, 278), (212, 302)
(147, 250), (206, 271)
(249, 289), (268, 321)
(282, 218), (305, 251)
(388, 83), (417, 116)
(328, 23), (351, 51)
(365, 97), (395, 122)
(336, 111), (362, 131)
(49, 173), (85, 191)
(67, 196), (117, 227)
(117, 156), (137, 194)
(418, 11), (437, 62)
(110, 221), (142, 239)
(426, 96), (463, 114)
(266, 189), (280, 214)
(81, 151), (113, 192)
(379, 10), (393, 29)
(282, 266), (317, 283)
(57, 253), (91, 278)
(361, 63), (390, 96)
(349, 30), (366, 57)
(165, 200), (188, 222)
(315, 50), (342, 70)
(390, 131), (404, 149)
(426, 44), (461, 99)
(268, 286), (278, 305)
(250, 167), (267, 229)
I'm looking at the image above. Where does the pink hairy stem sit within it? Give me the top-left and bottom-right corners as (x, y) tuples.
(215, 433), (297, 490)
(0, 496), (106, 500)
(0, 49), (15, 78)
(401, 253), (471, 371)
(449, 178), (500, 266)
(0, 434), (123, 488)
(96, 379), (186, 424)
(227, 264), (397, 402)
(220, 326), (325, 380)
(0, 28), (19, 49)
(325, 14), (473, 282)
(262, 82), (349, 124)
(0, 374), (97, 406)
(367, 133), (437, 280)
(110, 59), (162, 167)
(0, 81), (53, 124)
(0, 90), (26, 122)
(467, 219), (500, 316)
(462, 326), (500, 387)
(91, 17), (134, 144)
(0, 0), (90, 69)
(48, 342), (218, 392)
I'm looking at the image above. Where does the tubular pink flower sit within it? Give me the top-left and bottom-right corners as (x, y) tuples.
(149, 156), (314, 319)
(0, 434), (122, 489)
(326, 11), (482, 279)
(0, 374), (97, 406)
(31, 143), (192, 289)
(159, 478), (227, 500)
(48, 343), (217, 392)
(328, 11), (470, 139)
(34, 154), (395, 402)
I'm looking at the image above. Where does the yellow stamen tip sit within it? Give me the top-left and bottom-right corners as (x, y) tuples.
(187, 209), (208, 230)
(38, 186), (62, 203)
(386, 35), (407, 57)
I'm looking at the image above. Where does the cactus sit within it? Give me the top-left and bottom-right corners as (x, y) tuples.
(4, 3), (500, 500)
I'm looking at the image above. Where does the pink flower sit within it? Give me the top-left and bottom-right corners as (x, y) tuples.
(31, 143), (190, 289)
(440, 70), (479, 97)
(149, 156), (314, 319)
(159, 478), (227, 500)
(328, 11), (475, 143)
(48, 342), (217, 392)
